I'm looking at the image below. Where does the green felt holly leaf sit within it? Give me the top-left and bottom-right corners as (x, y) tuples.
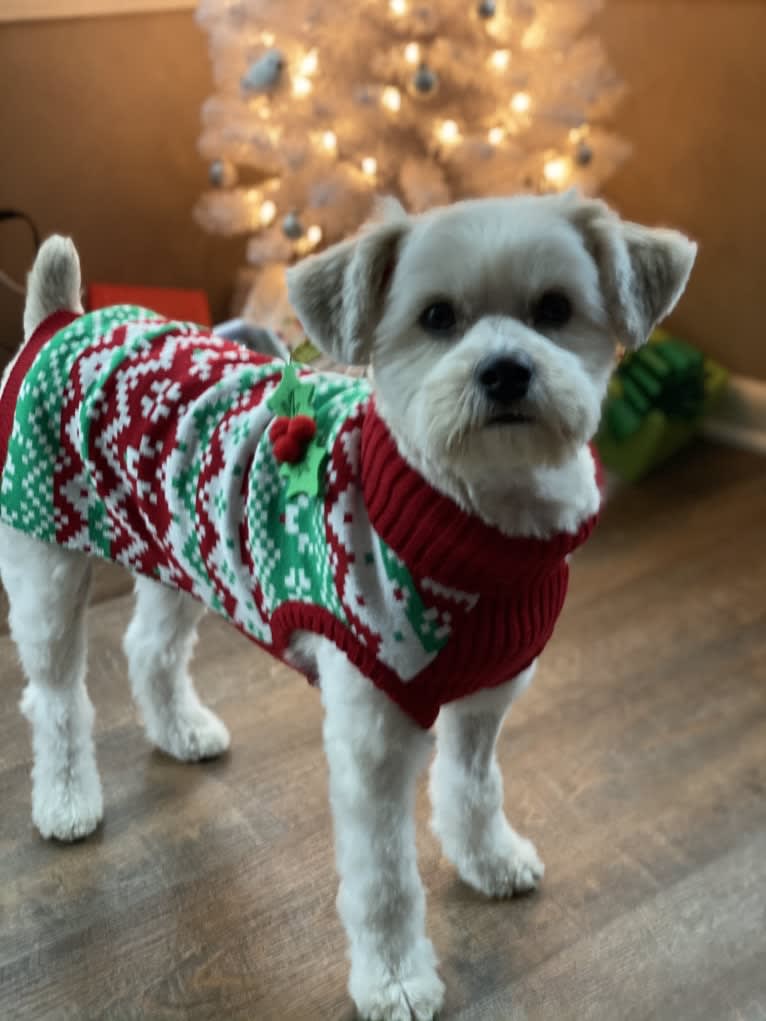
(280, 440), (327, 499)
(267, 361), (315, 419)
(268, 362), (325, 498)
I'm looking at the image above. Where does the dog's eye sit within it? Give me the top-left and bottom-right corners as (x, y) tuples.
(531, 290), (572, 329)
(419, 301), (457, 335)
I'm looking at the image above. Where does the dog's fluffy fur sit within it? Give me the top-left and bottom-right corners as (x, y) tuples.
(0, 193), (695, 1021)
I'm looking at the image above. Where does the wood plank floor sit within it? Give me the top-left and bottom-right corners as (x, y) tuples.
(1, 439), (765, 1021)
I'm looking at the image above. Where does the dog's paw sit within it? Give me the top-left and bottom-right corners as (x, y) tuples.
(351, 944), (445, 1021)
(32, 767), (103, 842)
(150, 704), (230, 762)
(355, 971), (445, 1021)
(456, 825), (544, 898)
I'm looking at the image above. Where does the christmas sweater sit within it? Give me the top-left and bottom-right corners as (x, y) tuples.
(0, 307), (598, 728)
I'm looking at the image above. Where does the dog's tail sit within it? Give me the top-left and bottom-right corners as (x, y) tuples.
(23, 235), (83, 340)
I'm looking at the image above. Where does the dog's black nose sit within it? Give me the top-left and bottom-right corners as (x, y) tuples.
(476, 353), (534, 404)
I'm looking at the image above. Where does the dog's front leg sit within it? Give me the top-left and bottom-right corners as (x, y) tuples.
(429, 665), (544, 898)
(318, 643), (445, 1021)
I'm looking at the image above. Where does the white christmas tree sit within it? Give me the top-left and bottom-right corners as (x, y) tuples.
(195, 0), (628, 340)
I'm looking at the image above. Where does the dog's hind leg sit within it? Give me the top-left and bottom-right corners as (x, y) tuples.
(123, 576), (229, 761)
(0, 525), (100, 841)
(429, 664), (545, 898)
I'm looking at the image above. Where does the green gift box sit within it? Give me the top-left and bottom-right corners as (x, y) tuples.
(595, 329), (729, 482)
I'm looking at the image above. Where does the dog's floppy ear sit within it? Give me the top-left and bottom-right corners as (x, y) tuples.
(564, 195), (697, 349)
(286, 210), (408, 365)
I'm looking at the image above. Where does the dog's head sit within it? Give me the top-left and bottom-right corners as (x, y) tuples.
(287, 193), (696, 486)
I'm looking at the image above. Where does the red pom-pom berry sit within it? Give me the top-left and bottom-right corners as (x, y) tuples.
(270, 414), (316, 465)
(288, 414), (317, 443)
(270, 416), (291, 441)
(273, 434), (303, 464)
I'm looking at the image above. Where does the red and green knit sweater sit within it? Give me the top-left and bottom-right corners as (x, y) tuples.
(0, 307), (597, 728)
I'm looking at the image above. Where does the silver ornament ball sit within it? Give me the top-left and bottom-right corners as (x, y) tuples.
(209, 158), (237, 189)
(412, 62), (439, 97)
(282, 211), (304, 240)
(477, 0), (496, 18)
(242, 48), (285, 93)
(575, 141), (593, 166)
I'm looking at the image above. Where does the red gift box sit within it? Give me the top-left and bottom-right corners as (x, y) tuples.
(87, 283), (211, 326)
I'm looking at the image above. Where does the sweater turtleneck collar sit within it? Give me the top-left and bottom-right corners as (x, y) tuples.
(359, 404), (597, 596)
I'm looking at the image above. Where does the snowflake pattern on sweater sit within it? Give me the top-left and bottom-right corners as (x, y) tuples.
(0, 308), (462, 679)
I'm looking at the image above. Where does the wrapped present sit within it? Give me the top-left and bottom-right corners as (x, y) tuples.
(595, 328), (729, 482)
(87, 283), (211, 325)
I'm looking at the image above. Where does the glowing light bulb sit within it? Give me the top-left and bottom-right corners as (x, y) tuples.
(439, 119), (460, 144)
(259, 200), (277, 226)
(321, 130), (337, 152)
(293, 75), (312, 98)
(544, 157), (570, 185)
(261, 32), (275, 45)
(300, 50), (318, 75)
(390, 0), (407, 14)
(488, 126), (504, 145)
(568, 124), (589, 144)
(510, 91), (532, 114)
(404, 42), (420, 65)
(522, 23), (545, 49)
(382, 86), (402, 112)
(490, 49), (510, 71)
(362, 156), (378, 176)
(307, 225), (323, 246)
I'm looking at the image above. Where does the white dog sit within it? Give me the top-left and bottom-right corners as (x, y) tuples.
(0, 192), (695, 1021)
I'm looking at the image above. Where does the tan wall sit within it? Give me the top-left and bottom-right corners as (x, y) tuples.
(597, 0), (766, 380)
(0, 11), (245, 362)
(0, 2), (764, 377)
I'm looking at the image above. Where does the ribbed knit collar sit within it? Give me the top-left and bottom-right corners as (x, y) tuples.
(360, 405), (597, 595)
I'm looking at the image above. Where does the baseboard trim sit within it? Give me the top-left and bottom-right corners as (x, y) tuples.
(0, 0), (194, 22)
(703, 374), (766, 454)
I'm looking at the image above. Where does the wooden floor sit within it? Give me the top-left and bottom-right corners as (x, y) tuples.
(1, 439), (765, 1021)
